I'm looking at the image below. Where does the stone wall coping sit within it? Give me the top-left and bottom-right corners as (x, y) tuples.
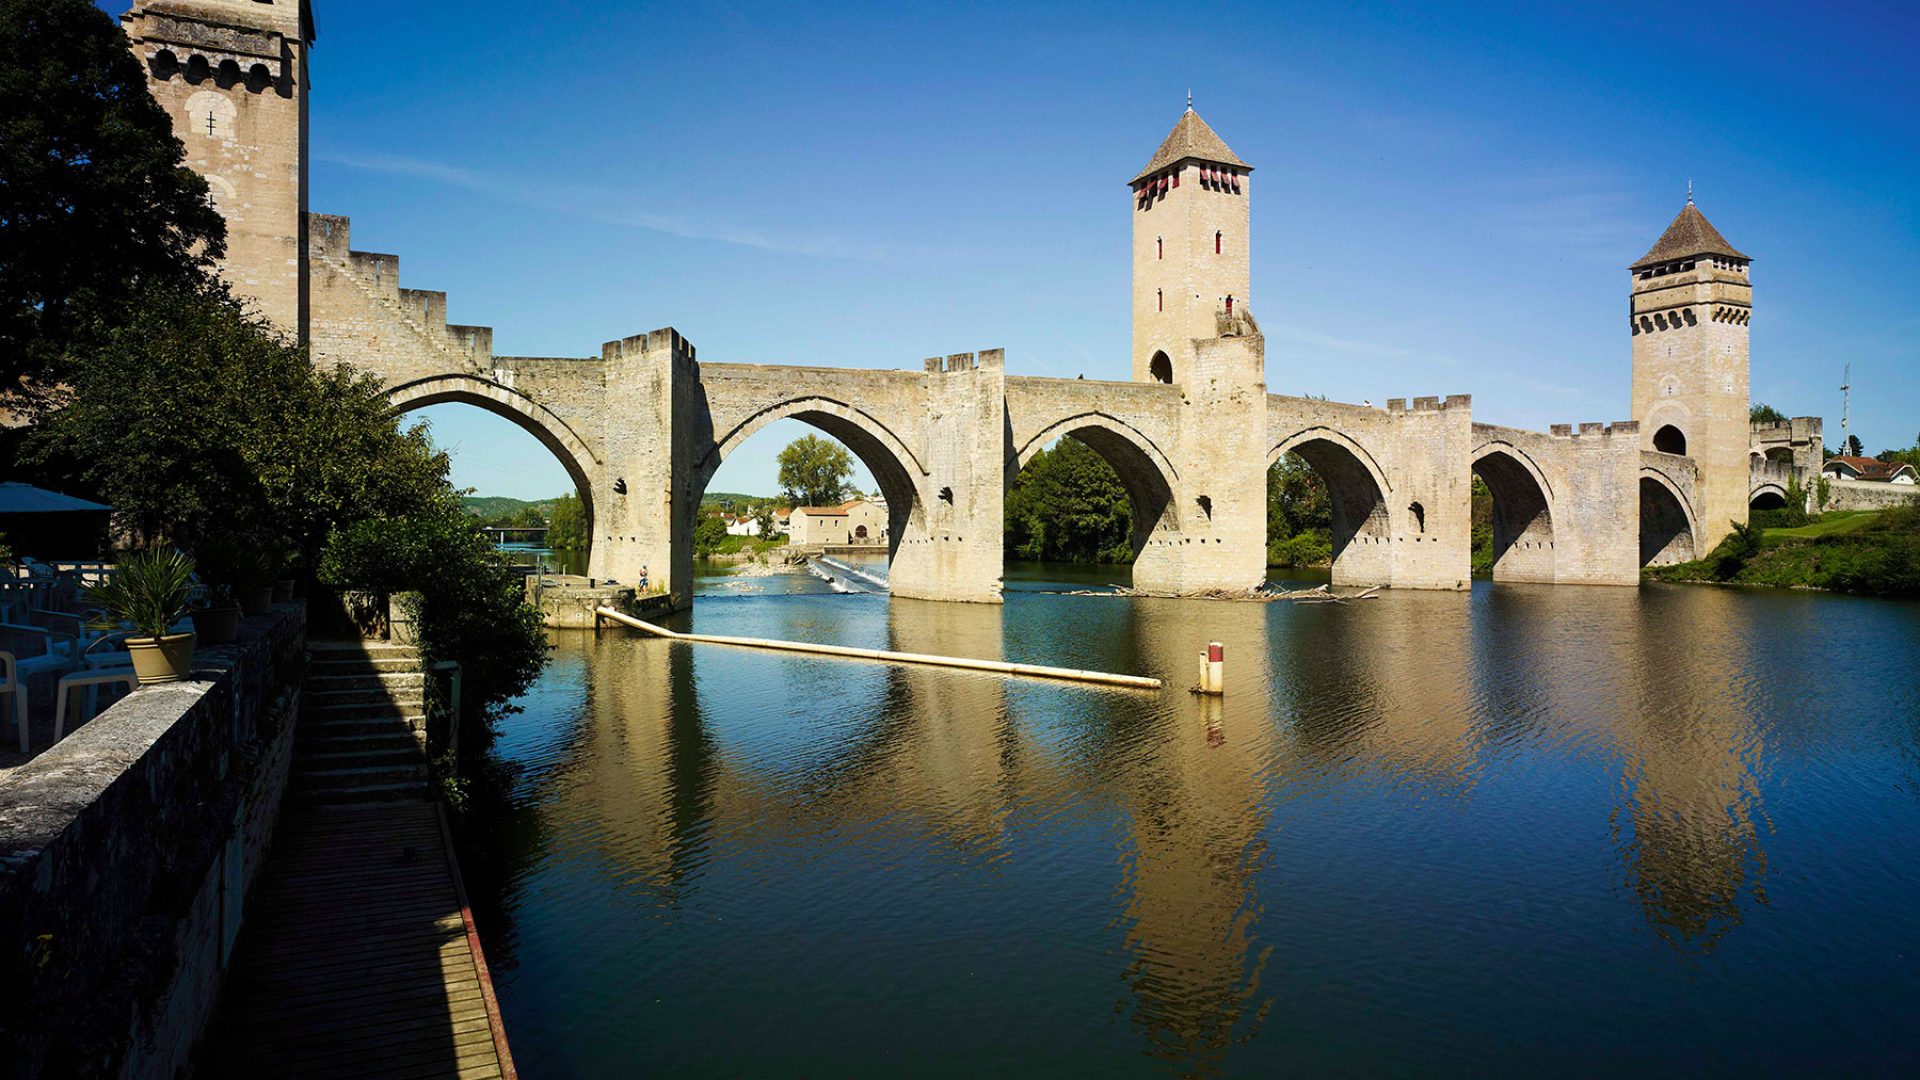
(0, 604), (303, 870)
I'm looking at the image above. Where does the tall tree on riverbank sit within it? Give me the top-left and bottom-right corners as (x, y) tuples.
(1005, 438), (1133, 563)
(0, 0), (225, 409)
(778, 435), (855, 508)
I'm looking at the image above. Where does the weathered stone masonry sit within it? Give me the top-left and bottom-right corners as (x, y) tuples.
(0, 606), (305, 1080)
(125, 1), (1831, 606)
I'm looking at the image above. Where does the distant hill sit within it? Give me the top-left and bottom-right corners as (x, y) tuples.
(463, 491), (779, 521)
(462, 495), (558, 521)
(700, 491), (777, 511)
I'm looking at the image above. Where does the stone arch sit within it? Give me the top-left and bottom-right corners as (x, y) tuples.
(1008, 411), (1181, 559)
(387, 374), (600, 558)
(1640, 471), (1698, 567)
(1148, 351), (1174, 384)
(696, 396), (927, 559)
(1270, 427), (1394, 585)
(1749, 483), (1789, 511)
(1471, 442), (1555, 583)
(1652, 424), (1688, 456)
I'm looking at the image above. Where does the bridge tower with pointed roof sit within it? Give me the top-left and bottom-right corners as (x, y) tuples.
(1629, 195), (1753, 552)
(1130, 105), (1252, 385)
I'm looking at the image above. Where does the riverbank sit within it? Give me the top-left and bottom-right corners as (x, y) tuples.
(1648, 506), (1920, 597)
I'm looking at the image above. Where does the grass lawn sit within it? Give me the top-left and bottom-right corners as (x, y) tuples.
(1765, 510), (1882, 540)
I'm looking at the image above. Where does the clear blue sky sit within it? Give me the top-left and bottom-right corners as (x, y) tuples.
(105, 0), (1919, 499)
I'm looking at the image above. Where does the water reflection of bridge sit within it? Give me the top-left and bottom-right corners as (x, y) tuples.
(530, 591), (1775, 1071)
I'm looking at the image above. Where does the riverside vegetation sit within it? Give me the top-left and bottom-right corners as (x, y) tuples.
(1648, 503), (1920, 597)
(1, 0), (546, 749)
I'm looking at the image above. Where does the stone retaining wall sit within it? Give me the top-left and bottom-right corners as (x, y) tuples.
(0, 604), (306, 1080)
(1824, 479), (1919, 512)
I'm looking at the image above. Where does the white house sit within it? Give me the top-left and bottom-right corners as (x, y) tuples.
(1823, 456), (1918, 485)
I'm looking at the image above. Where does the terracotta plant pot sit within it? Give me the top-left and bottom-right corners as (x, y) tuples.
(238, 584), (274, 616)
(126, 631), (196, 685)
(191, 603), (242, 646)
(272, 578), (296, 602)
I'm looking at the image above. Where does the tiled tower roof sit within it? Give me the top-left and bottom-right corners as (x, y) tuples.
(1632, 201), (1748, 270)
(1130, 107), (1250, 184)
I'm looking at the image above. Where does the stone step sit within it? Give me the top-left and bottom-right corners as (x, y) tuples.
(308, 641), (421, 660)
(297, 729), (420, 750)
(302, 745), (424, 769)
(301, 712), (427, 738)
(296, 782), (430, 806)
(310, 654), (421, 673)
(309, 671), (426, 692)
(297, 763), (427, 791)
(307, 686), (426, 707)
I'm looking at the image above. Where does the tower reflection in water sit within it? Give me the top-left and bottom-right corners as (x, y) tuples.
(470, 575), (1916, 1075)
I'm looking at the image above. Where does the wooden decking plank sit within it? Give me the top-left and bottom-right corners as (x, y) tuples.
(198, 750), (513, 1079)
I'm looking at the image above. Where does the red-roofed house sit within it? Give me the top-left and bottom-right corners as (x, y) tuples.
(1822, 456), (1917, 485)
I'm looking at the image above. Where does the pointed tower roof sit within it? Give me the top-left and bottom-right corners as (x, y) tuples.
(1130, 107), (1250, 185)
(1631, 200), (1747, 270)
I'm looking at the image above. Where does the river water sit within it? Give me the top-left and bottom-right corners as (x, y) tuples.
(461, 563), (1920, 1077)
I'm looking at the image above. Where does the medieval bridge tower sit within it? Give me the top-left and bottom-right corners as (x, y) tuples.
(121, 0), (1794, 606)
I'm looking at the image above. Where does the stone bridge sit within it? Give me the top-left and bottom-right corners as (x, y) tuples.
(310, 214), (1693, 608)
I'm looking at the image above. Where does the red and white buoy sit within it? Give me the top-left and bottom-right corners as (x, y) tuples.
(1195, 641), (1225, 696)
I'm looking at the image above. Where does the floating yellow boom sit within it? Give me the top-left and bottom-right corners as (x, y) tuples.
(593, 607), (1162, 691)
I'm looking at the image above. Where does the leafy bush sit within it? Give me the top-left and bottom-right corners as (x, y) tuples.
(320, 501), (546, 731)
(1267, 529), (1332, 568)
(1751, 505), (1811, 530)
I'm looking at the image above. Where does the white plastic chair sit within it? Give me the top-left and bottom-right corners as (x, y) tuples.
(0, 651), (29, 753)
(54, 669), (138, 742)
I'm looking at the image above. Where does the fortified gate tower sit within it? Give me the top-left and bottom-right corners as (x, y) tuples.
(1131, 106), (1252, 386)
(1630, 196), (1752, 552)
(121, 0), (314, 341)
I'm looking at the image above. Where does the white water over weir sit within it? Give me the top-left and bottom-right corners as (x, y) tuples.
(593, 607), (1163, 691)
(808, 556), (890, 593)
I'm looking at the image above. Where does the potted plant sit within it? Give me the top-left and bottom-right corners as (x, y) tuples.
(89, 549), (197, 684)
(190, 583), (241, 645)
(195, 531), (272, 619)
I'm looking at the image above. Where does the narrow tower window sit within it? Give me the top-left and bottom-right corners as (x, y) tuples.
(1157, 237), (1162, 260)
(1215, 231), (1222, 254)
(1157, 289), (1163, 312)
(1225, 294), (1234, 315)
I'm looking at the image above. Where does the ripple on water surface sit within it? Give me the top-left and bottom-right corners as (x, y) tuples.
(460, 566), (1920, 1078)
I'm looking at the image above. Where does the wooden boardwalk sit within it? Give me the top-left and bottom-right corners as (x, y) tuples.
(198, 800), (516, 1079)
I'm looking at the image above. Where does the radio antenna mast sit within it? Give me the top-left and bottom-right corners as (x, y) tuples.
(1840, 363), (1852, 451)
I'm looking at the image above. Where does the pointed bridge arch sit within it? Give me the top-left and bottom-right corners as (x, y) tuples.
(1470, 439), (1556, 583)
(387, 375), (601, 545)
(1270, 426), (1394, 584)
(1008, 410), (1183, 555)
(694, 395), (929, 555)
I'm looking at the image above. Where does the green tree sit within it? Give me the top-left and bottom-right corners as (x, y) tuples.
(30, 281), (446, 570)
(753, 504), (778, 540)
(547, 492), (588, 550)
(1749, 403), (1788, 424)
(1264, 452), (1332, 566)
(1004, 437), (1133, 563)
(693, 513), (731, 556)
(0, 0), (226, 406)
(1846, 434), (1865, 457)
(778, 434), (855, 508)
